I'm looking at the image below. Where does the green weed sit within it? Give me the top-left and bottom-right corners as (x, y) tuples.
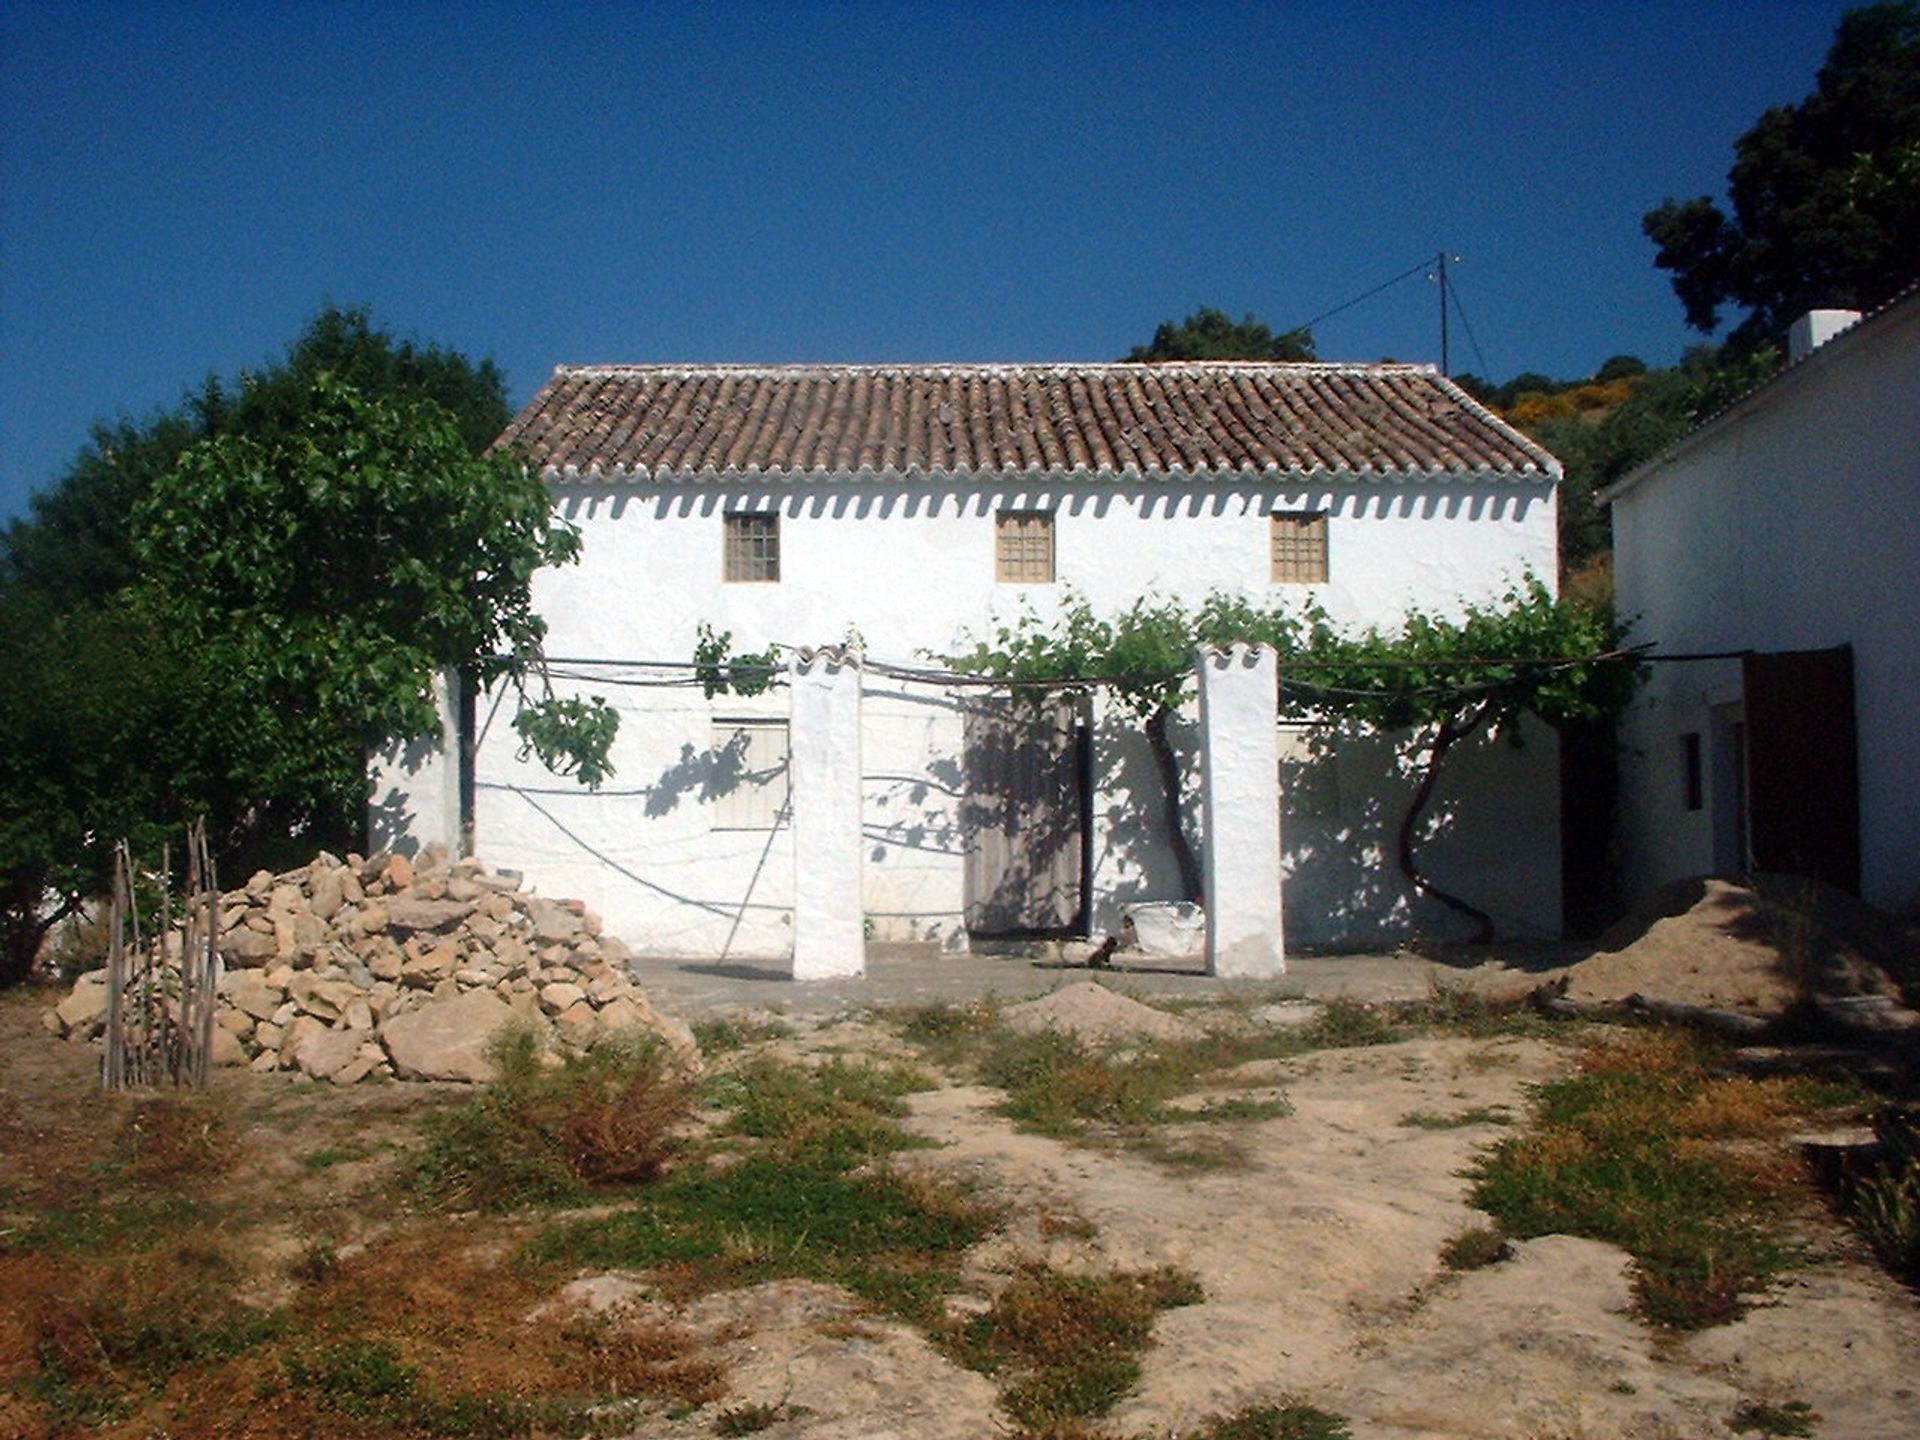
(722, 1054), (934, 1161)
(947, 1264), (1202, 1427)
(1730, 1397), (1820, 1436)
(1182, 1400), (1354, 1439)
(1438, 1224), (1511, 1271)
(1469, 1029), (1821, 1329)
(690, 1015), (793, 1054)
(410, 1025), (692, 1211)
(1399, 1106), (1511, 1129)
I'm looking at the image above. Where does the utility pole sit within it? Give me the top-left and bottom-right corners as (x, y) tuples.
(1435, 250), (1451, 376)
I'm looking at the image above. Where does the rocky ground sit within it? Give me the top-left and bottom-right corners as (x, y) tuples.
(15, 870), (1920, 1438)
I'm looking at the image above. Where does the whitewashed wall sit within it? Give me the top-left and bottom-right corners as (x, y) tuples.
(466, 473), (1560, 957)
(1611, 300), (1920, 913)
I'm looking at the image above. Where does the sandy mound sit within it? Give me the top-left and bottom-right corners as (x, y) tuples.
(1564, 875), (1919, 1020)
(1000, 981), (1205, 1043)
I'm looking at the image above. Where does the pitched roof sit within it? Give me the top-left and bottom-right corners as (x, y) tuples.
(499, 362), (1557, 483)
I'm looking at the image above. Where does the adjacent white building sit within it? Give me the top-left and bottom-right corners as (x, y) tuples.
(1604, 291), (1920, 914)
(376, 361), (1565, 962)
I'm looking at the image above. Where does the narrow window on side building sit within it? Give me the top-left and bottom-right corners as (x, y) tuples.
(710, 719), (790, 829)
(1681, 731), (1704, 812)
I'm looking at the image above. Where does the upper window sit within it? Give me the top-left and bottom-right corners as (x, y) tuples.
(995, 510), (1055, 583)
(1270, 511), (1328, 584)
(724, 512), (780, 583)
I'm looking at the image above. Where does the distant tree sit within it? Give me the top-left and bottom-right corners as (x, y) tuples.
(0, 304), (509, 610)
(1594, 355), (1648, 383)
(1124, 306), (1316, 362)
(1642, 2), (1920, 347)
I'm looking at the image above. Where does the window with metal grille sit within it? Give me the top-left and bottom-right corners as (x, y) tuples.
(724, 512), (780, 582)
(995, 510), (1055, 583)
(1270, 511), (1328, 583)
(709, 719), (789, 830)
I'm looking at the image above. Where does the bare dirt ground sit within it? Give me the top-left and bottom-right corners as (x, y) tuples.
(4, 985), (1917, 1440)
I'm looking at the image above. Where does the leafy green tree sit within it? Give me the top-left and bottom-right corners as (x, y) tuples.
(955, 584), (1639, 939)
(131, 373), (614, 861)
(1124, 306), (1316, 362)
(1643, 2), (1920, 347)
(0, 594), (201, 983)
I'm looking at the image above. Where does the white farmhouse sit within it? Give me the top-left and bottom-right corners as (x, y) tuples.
(1603, 292), (1920, 914)
(376, 362), (1564, 964)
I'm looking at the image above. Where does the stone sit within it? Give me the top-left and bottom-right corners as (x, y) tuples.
(555, 1001), (600, 1046)
(341, 869), (365, 904)
(292, 912), (326, 949)
(380, 990), (521, 1083)
(446, 877), (483, 902)
(415, 875), (447, 901)
(210, 1027), (248, 1067)
(357, 904), (390, 935)
(222, 973), (277, 1021)
(290, 973), (358, 1021)
(587, 973), (632, 1005)
(454, 968), (493, 988)
(294, 1025), (363, 1081)
(386, 898), (476, 934)
(385, 852), (414, 890)
(267, 884), (306, 921)
(308, 866), (346, 920)
(401, 943), (460, 990)
(481, 892), (516, 921)
(246, 869), (274, 897)
(54, 981), (109, 1036)
(342, 999), (374, 1032)
(473, 869), (522, 893)
(330, 1057), (374, 1086)
(220, 927), (277, 966)
(540, 981), (586, 1015)
(598, 934), (633, 965)
(279, 1015), (330, 1070)
(216, 1008), (255, 1038)
(249, 1050), (278, 1073)
(528, 898), (583, 944)
(253, 1020), (285, 1050)
(265, 963), (295, 989)
(271, 1001), (299, 1026)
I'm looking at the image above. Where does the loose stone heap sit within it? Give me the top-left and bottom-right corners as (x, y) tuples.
(44, 849), (697, 1084)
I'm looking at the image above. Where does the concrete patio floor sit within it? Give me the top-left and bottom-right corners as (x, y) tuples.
(624, 940), (1581, 1018)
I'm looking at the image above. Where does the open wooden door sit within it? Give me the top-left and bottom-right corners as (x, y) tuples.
(962, 699), (1087, 935)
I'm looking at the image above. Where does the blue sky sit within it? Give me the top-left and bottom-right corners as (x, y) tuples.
(0, 0), (1858, 521)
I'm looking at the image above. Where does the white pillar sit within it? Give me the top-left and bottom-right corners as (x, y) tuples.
(368, 666), (463, 859)
(1197, 644), (1285, 976)
(790, 649), (865, 979)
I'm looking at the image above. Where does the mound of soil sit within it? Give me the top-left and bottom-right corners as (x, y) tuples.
(1000, 981), (1205, 1044)
(1564, 874), (1919, 1021)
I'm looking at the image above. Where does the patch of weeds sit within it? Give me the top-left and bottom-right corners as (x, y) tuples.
(1469, 1029), (1825, 1329)
(893, 1000), (1001, 1071)
(1730, 1397), (1820, 1436)
(555, 1307), (727, 1407)
(290, 1236), (340, 1287)
(946, 1264), (1202, 1428)
(1184, 1400), (1353, 1439)
(17, 1247), (286, 1427)
(411, 1024), (693, 1211)
(1186, 1094), (1295, 1123)
(722, 1055), (934, 1162)
(302, 1141), (374, 1173)
(1438, 1224), (1511, 1271)
(1300, 998), (1402, 1049)
(714, 1400), (809, 1435)
(527, 1154), (998, 1325)
(1399, 1106), (1511, 1130)
(690, 1015), (793, 1054)
(115, 1094), (238, 1184)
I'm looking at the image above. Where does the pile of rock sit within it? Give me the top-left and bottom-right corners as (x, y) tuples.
(44, 850), (696, 1084)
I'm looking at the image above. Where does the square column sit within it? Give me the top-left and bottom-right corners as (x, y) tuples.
(1196, 645), (1285, 976)
(790, 649), (866, 979)
(368, 666), (463, 859)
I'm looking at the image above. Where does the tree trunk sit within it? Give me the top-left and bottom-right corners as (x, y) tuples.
(1144, 706), (1204, 904)
(1397, 708), (1496, 943)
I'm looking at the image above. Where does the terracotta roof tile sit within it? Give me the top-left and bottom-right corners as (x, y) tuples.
(497, 362), (1557, 482)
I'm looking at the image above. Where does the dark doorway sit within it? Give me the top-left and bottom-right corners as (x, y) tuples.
(1742, 645), (1860, 894)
